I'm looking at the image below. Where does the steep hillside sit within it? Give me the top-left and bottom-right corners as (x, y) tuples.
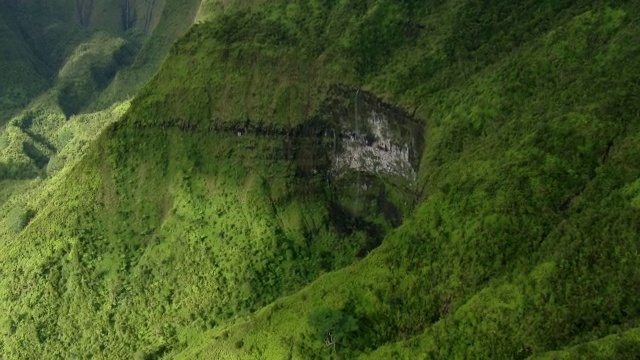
(0, 0), (202, 119)
(2, 0), (640, 359)
(0, 0), (201, 197)
(0, 3), (49, 123)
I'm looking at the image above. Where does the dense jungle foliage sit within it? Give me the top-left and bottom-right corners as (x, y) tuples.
(1, 0), (640, 359)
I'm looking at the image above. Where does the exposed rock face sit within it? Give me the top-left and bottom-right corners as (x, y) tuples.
(283, 85), (423, 229)
(332, 110), (417, 182)
(312, 86), (423, 186)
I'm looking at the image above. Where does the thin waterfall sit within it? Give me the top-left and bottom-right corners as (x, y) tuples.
(124, 0), (130, 30)
(355, 88), (361, 212)
(333, 128), (337, 155)
(145, 0), (157, 32)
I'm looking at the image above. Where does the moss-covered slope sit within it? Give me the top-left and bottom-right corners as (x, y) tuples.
(2, 0), (640, 359)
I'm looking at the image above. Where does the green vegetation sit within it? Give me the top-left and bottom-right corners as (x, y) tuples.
(0, 0), (201, 196)
(2, 0), (640, 359)
(0, 3), (49, 124)
(308, 306), (359, 357)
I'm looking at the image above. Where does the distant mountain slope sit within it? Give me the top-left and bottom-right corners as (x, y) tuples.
(1, 0), (640, 359)
(1, 0), (202, 120)
(0, 4), (49, 123)
(0, 0), (201, 192)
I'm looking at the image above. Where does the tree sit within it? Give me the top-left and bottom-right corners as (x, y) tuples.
(308, 307), (358, 357)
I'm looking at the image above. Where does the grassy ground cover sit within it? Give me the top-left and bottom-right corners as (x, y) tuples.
(1, 0), (640, 359)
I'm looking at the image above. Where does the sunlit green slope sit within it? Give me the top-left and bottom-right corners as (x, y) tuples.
(2, 0), (640, 359)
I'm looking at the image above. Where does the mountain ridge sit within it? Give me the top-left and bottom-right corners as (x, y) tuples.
(1, 0), (640, 359)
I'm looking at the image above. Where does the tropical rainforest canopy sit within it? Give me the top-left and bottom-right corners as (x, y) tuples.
(0, 0), (639, 358)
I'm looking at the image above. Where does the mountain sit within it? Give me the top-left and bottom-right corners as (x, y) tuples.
(1, 0), (640, 359)
(0, 2), (49, 124)
(0, 0), (202, 202)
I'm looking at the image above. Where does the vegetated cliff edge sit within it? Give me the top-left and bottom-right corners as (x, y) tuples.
(1, 0), (640, 359)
